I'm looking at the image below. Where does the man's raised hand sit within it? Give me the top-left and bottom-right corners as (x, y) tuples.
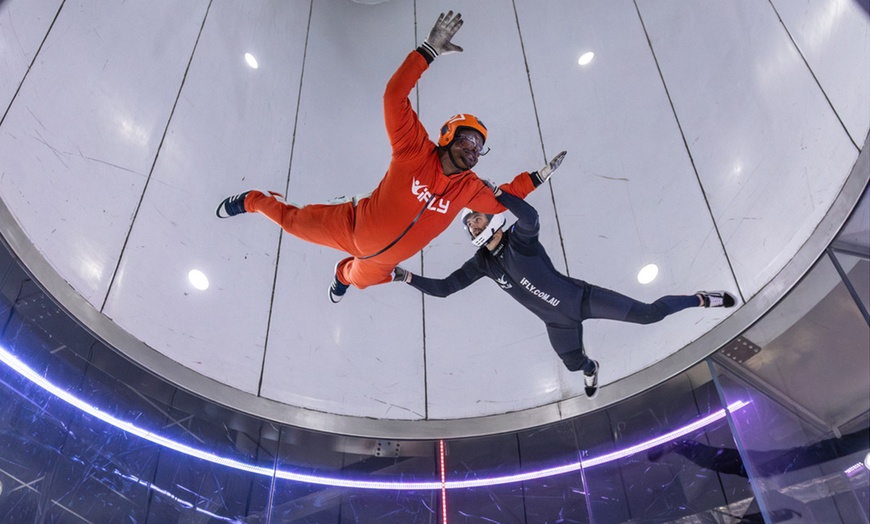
(423, 11), (464, 56)
(533, 150), (568, 186)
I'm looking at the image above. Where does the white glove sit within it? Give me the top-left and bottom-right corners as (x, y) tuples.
(422, 11), (464, 56)
(532, 150), (567, 186)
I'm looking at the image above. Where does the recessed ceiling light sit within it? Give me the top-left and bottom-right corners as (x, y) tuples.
(188, 269), (209, 290)
(244, 52), (259, 69)
(637, 263), (658, 284)
(578, 51), (594, 66)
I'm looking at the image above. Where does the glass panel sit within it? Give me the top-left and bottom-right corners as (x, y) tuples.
(338, 490), (439, 523)
(444, 434), (524, 521)
(736, 255), (870, 428)
(713, 362), (870, 522)
(579, 363), (754, 523)
(0, 364), (72, 522)
(270, 431), (440, 523)
(830, 251), (870, 318)
(517, 420), (590, 522)
(712, 252), (870, 523)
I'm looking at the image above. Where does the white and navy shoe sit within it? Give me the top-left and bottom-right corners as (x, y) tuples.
(216, 191), (250, 219)
(216, 190), (290, 219)
(697, 291), (736, 308)
(328, 262), (350, 303)
(584, 360), (600, 399)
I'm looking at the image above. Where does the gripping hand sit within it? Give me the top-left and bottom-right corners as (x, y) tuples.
(482, 179), (503, 197)
(532, 150), (567, 186)
(392, 267), (411, 283)
(423, 11), (464, 56)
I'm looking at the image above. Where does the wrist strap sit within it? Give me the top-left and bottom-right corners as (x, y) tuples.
(420, 41), (438, 61)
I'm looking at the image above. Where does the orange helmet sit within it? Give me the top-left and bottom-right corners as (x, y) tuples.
(438, 114), (488, 147)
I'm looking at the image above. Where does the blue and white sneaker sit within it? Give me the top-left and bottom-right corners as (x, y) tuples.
(697, 291), (736, 308)
(216, 191), (250, 219)
(584, 360), (600, 399)
(216, 190), (290, 219)
(328, 262), (350, 303)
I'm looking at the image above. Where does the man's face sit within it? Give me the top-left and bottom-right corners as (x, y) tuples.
(450, 130), (486, 170)
(465, 212), (491, 238)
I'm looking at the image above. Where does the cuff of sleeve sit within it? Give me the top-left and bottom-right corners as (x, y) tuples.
(417, 43), (437, 64)
(530, 171), (544, 188)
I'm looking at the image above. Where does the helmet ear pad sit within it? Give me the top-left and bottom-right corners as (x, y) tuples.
(438, 114), (488, 148)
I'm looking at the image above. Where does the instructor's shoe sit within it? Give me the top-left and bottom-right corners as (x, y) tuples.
(584, 360), (600, 399)
(216, 191), (250, 219)
(328, 263), (349, 303)
(697, 291), (736, 308)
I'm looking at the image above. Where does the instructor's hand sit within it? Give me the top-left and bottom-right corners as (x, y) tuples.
(392, 267), (411, 283)
(482, 179), (503, 197)
(532, 150), (567, 186)
(424, 11), (464, 56)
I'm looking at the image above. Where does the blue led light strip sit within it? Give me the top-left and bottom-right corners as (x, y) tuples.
(0, 345), (748, 491)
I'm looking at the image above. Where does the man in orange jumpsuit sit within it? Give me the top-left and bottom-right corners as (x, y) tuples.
(216, 11), (564, 302)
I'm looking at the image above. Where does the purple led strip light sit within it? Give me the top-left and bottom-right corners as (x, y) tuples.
(1, 345), (749, 490)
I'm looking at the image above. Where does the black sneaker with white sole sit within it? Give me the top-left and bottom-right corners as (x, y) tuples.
(328, 263), (349, 303)
(584, 360), (600, 399)
(216, 191), (250, 219)
(697, 291), (736, 308)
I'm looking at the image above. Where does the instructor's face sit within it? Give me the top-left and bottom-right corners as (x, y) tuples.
(465, 212), (491, 237)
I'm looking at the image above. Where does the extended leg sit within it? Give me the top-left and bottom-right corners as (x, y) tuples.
(546, 324), (599, 398)
(581, 284), (701, 324)
(244, 191), (359, 254)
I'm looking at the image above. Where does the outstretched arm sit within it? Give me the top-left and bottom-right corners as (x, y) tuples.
(384, 12), (465, 159)
(467, 150), (568, 213)
(496, 190), (539, 234)
(394, 257), (485, 298)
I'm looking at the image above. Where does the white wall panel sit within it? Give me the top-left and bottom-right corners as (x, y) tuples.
(516, 0), (738, 390)
(0, 0), (208, 306)
(415, 0), (567, 419)
(102, 1), (310, 393)
(773, 0), (870, 146)
(259, 0), (427, 419)
(0, 0), (62, 111)
(638, 0), (859, 299)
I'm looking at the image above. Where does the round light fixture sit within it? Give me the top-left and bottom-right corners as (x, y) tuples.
(637, 263), (659, 284)
(188, 269), (209, 290)
(578, 51), (594, 66)
(244, 52), (259, 69)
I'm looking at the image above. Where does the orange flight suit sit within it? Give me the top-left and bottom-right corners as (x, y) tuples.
(245, 50), (535, 289)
